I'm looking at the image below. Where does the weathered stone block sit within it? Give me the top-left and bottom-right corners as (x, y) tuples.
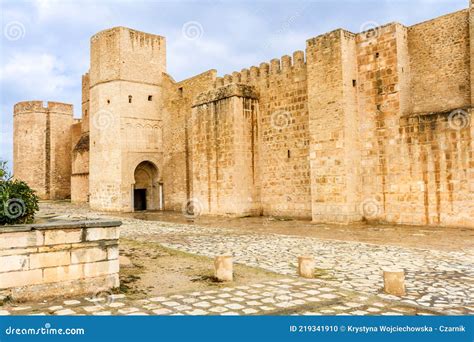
(44, 229), (82, 245)
(43, 264), (84, 283)
(0, 231), (43, 249)
(30, 251), (71, 269)
(0, 269), (43, 289)
(86, 227), (119, 241)
(0, 255), (29, 273)
(71, 247), (107, 264)
(0, 247), (37, 257)
(83, 259), (120, 278)
(38, 243), (72, 253)
(107, 245), (119, 260)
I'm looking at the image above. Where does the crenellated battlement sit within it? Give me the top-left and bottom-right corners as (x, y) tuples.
(90, 26), (121, 42)
(14, 101), (73, 115)
(357, 22), (403, 41)
(306, 22), (404, 48)
(91, 26), (165, 45)
(47, 101), (74, 114)
(128, 28), (165, 49)
(211, 50), (306, 89)
(307, 28), (346, 47)
(14, 101), (48, 114)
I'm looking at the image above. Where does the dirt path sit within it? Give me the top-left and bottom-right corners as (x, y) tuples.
(119, 239), (282, 299)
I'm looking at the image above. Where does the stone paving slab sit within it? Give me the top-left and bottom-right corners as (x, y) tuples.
(0, 278), (438, 316)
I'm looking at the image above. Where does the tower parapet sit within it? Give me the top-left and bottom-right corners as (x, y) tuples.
(90, 26), (166, 87)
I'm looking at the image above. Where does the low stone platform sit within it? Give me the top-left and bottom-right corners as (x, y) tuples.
(0, 220), (121, 300)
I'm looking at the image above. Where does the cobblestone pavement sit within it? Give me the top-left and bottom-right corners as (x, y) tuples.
(31, 203), (474, 315)
(0, 278), (438, 316)
(118, 221), (474, 314)
(147, 228), (474, 315)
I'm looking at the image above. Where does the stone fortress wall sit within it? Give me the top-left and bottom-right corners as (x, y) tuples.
(13, 1), (474, 227)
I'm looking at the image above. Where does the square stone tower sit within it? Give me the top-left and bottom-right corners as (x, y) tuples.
(88, 27), (166, 211)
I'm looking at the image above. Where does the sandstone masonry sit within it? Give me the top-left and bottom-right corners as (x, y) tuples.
(0, 220), (120, 300)
(13, 2), (474, 227)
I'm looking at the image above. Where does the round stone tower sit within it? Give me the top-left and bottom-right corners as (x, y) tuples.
(13, 101), (73, 199)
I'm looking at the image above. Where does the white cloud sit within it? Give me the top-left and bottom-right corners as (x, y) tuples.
(260, 31), (308, 56)
(32, 0), (112, 25)
(0, 52), (75, 99)
(168, 36), (263, 81)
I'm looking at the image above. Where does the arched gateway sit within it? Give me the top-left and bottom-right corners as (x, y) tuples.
(133, 161), (161, 211)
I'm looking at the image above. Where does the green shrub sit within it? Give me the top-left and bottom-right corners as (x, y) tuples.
(0, 160), (7, 181)
(0, 162), (39, 225)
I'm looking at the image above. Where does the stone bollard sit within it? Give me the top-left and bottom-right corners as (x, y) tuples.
(383, 269), (406, 296)
(214, 255), (233, 282)
(298, 256), (315, 278)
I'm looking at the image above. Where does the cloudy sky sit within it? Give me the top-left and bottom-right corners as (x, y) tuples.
(0, 0), (467, 171)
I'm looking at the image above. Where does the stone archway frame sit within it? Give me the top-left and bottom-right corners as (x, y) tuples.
(129, 156), (162, 211)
